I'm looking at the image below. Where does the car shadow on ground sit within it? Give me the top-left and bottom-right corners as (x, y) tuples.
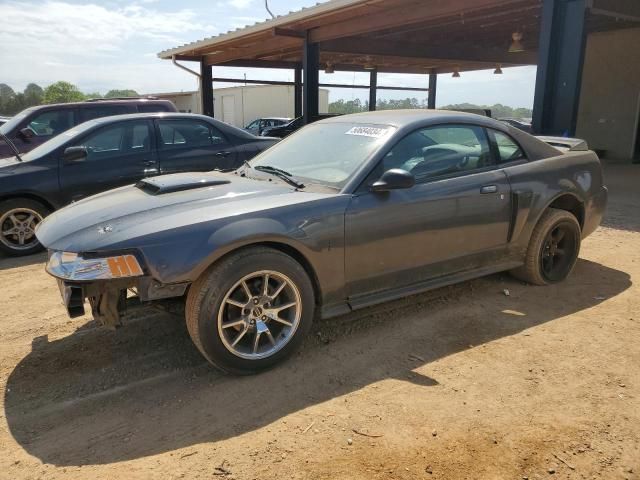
(0, 251), (47, 271)
(4, 259), (631, 466)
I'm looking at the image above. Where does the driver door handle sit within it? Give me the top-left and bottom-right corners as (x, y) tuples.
(216, 151), (231, 157)
(480, 185), (498, 194)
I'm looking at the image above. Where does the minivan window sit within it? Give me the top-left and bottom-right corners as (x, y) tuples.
(26, 110), (75, 137)
(82, 105), (130, 122)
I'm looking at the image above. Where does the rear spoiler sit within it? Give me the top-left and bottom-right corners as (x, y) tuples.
(536, 136), (589, 152)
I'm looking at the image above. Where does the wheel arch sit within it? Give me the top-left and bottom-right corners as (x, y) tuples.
(0, 193), (56, 213)
(544, 192), (585, 229)
(197, 239), (323, 308)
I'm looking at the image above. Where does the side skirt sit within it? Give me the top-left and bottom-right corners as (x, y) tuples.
(345, 261), (523, 314)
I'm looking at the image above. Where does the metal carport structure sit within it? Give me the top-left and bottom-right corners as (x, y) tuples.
(158, 0), (640, 138)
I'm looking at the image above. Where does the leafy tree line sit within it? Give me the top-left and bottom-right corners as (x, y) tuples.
(328, 97), (532, 119)
(0, 82), (139, 116)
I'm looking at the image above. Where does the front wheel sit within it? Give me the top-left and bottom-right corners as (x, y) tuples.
(0, 198), (50, 256)
(186, 247), (315, 374)
(511, 208), (581, 286)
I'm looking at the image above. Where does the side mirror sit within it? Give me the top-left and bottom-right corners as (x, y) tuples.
(19, 128), (34, 140)
(370, 168), (415, 193)
(62, 146), (88, 164)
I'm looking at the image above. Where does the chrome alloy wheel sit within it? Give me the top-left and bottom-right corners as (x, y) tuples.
(0, 208), (43, 251)
(217, 270), (302, 360)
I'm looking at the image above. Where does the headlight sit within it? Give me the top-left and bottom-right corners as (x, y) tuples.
(46, 251), (143, 281)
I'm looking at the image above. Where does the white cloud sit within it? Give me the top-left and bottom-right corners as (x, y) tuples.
(0, 1), (209, 58)
(227, 0), (254, 9)
(0, 1), (214, 92)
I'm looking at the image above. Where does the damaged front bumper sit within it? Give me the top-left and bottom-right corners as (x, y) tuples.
(48, 251), (189, 328)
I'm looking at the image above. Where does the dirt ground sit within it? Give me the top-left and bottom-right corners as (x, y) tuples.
(1, 163), (638, 480)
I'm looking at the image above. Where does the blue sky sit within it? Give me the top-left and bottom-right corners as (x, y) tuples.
(0, 0), (537, 108)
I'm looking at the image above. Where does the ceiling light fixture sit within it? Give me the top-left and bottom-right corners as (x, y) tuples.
(452, 67), (461, 78)
(494, 64), (503, 74)
(509, 32), (525, 53)
(324, 62), (335, 74)
(363, 56), (376, 70)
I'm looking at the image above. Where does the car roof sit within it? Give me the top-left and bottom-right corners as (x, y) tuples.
(260, 117), (291, 121)
(26, 98), (172, 110)
(89, 112), (215, 124)
(318, 109), (510, 130)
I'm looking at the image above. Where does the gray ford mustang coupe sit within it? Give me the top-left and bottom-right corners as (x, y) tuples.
(36, 110), (608, 374)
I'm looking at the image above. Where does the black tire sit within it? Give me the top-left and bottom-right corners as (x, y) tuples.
(186, 247), (315, 375)
(511, 208), (581, 286)
(0, 198), (50, 257)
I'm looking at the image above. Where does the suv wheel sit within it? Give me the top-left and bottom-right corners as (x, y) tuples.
(0, 198), (50, 256)
(186, 247), (315, 374)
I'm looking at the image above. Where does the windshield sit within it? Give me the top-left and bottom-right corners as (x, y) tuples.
(249, 122), (395, 188)
(0, 108), (33, 136)
(21, 120), (98, 162)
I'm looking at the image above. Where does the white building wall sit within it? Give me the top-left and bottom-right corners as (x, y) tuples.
(152, 85), (330, 128)
(213, 85), (329, 128)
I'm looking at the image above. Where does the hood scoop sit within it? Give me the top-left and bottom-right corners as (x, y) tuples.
(136, 173), (231, 195)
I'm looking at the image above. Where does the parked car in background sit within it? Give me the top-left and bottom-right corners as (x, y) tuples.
(0, 112), (278, 256)
(0, 98), (177, 157)
(0, 116), (10, 127)
(37, 110), (607, 374)
(244, 117), (291, 136)
(498, 118), (532, 133)
(260, 114), (341, 138)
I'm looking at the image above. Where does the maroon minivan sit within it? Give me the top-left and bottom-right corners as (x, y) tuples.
(0, 98), (177, 157)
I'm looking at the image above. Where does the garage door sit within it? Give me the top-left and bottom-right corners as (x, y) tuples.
(222, 95), (236, 126)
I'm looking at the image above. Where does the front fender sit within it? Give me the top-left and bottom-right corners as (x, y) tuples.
(138, 197), (349, 308)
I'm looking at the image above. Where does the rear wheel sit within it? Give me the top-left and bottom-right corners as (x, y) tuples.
(511, 208), (581, 285)
(0, 198), (50, 256)
(186, 247), (315, 374)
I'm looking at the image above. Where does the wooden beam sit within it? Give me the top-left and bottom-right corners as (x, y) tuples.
(273, 27), (306, 38)
(320, 37), (538, 65)
(218, 59), (300, 69)
(308, 0), (527, 43)
(204, 35), (301, 65)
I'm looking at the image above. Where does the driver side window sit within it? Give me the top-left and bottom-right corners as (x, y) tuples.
(382, 124), (492, 183)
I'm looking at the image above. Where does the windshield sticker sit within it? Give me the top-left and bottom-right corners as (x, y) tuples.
(345, 126), (390, 138)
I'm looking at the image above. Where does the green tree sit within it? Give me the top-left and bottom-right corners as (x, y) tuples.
(43, 81), (86, 104)
(328, 98), (366, 114)
(104, 89), (139, 98)
(23, 83), (44, 107)
(0, 84), (15, 115)
(84, 92), (103, 100)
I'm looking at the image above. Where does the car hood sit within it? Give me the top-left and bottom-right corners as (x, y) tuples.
(0, 156), (22, 170)
(36, 171), (336, 252)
